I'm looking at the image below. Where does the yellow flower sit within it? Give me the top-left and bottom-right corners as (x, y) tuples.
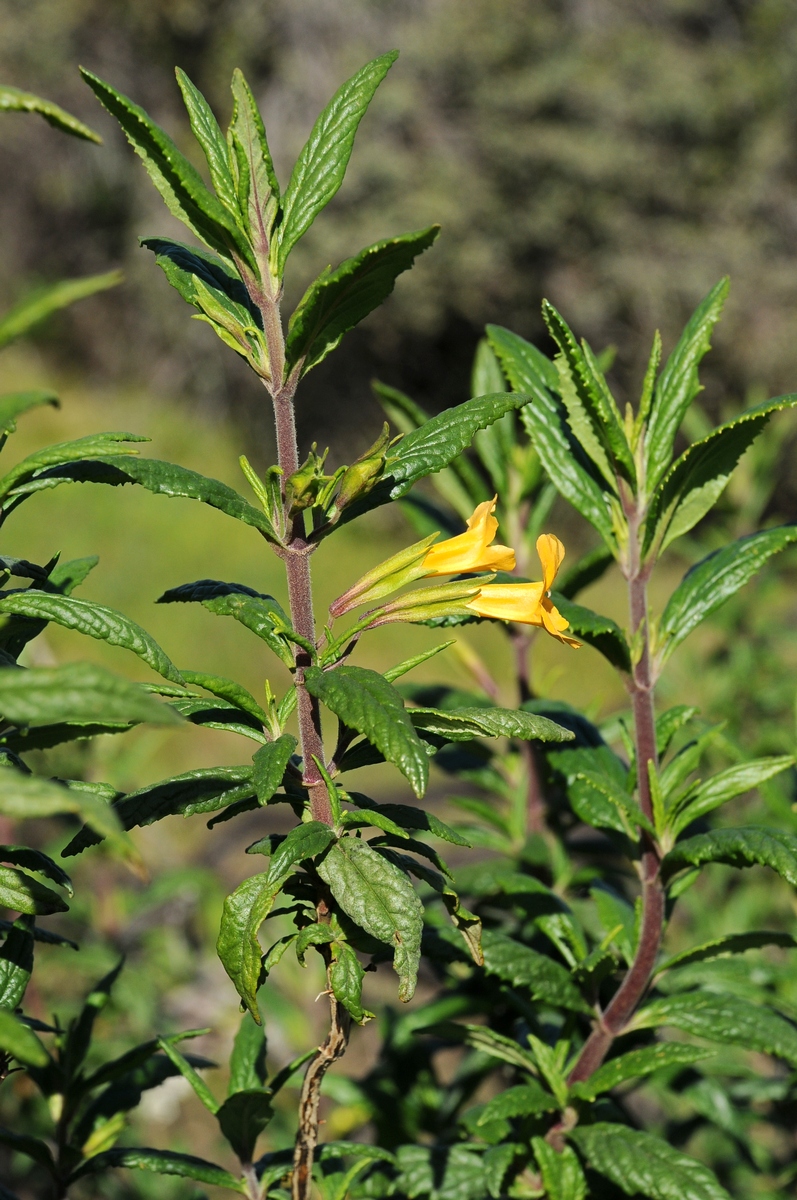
(465, 533), (581, 647)
(422, 496), (515, 576)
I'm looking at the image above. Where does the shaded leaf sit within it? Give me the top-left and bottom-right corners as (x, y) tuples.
(570, 1043), (714, 1101)
(570, 1124), (730, 1200)
(217, 1089), (273, 1162)
(481, 930), (589, 1013)
(158, 579), (293, 666)
(663, 825), (797, 886)
(633, 991), (797, 1065)
(550, 594), (630, 671)
(69, 1146), (244, 1190)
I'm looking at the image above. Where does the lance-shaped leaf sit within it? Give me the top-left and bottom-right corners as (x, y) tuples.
(285, 227), (440, 377)
(543, 300), (634, 484)
(481, 930), (589, 1013)
(217, 872), (281, 1019)
(0, 771), (131, 855)
(0, 593), (183, 685)
(0, 83), (101, 141)
(424, 1022), (538, 1073)
(228, 69), (280, 257)
(69, 1146), (245, 1190)
(486, 323), (559, 393)
(409, 706), (573, 744)
(216, 1089), (273, 1163)
(658, 525), (797, 661)
(0, 390), (59, 436)
(80, 69), (252, 267)
(532, 1139), (586, 1200)
(180, 670), (267, 724)
(521, 383), (617, 549)
(0, 1127), (56, 1175)
(646, 394), (797, 553)
(644, 278), (730, 494)
(251, 735), (297, 805)
(338, 392), (532, 528)
(170, 695), (267, 743)
(248, 822), (336, 885)
(663, 825), (797, 887)
(0, 432), (147, 501)
(0, 866), (67, 915)
(16, 456), (283, 546)
(158, 580), (293, 667)
(305, 665), (428, 796)
(550, 594), (630, 671)
(569, 1043), (714, 1101)
(670, 756), (794, 836)
(478, 1083), (557, 1124)
(0, 847), (72, 896)
(62, 765), (255, 856)
(632, 991), (797, 1066)
(0, 918), (33, 1009)
(175, 69), (237, 213)
(142, 237), (262, 324)
(0, 1009), (49, 1067)
(345, 797), (470, 846)
(570, 1124), (731, 1200)
(330, 942), (372, 1024)
(317, 838), (423, 1001)
(276, 51), (398, 273)
(0, 662), (181, 727)
(0, 271), (122, 351)
(657, 930), (797, 975)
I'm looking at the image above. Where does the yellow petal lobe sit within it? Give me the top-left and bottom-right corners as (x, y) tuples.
(422, 496), (516, 576)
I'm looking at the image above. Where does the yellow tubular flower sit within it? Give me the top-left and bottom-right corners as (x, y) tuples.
(422, 496), (515, 576)
(465, 533), (581, 648)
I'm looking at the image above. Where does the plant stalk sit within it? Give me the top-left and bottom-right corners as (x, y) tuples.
(567, 501), (664, 1084)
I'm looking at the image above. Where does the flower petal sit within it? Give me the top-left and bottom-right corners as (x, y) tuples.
(423, 496), (516, 576)
(537, 533), (566, 592)
(465, 581), (545, 623)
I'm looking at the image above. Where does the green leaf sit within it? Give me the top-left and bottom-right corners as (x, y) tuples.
(158, 579), (293, 666)
(570, 1043), (714, 1101)
(477, 1083), (557, 1124)
(481, 930), (589, 1013)
(69, 1146), (245, 1190)
(570, 1123), (730, 1200)
(0, 595), (183, 685)
(251, 735), (297, 805)
(486, 323), (559, 392)
(520, 383), (617, 548)
(0, 272), (122, 350)
(670, 756), (794, 836)
(646, 394), (797, 553)
(317, 838), (423, 1001)
(0, 770), (133, 859)
(285, 227), (439, 377)
(543, 300), (634, 483)
(260, 822), (336, 887)
(0, 918), (33, 1009)
(229, 1013), (266, 1095)
(175, 69), (237, 212)
(61, 766), (254, 856)
(656, 705), (699, 758)
(276, 52), (398, 273)
(532, 1138), (586, 1200)
(0, 662), (181, 727)
(339, 392), (532, 527)
(0, 390), (59, 435)
(0, 432), (147, 501)
(644, 278), (730, 493)
(0, 846), (72, 896)
(330, 941), (372, 1024)
(217, 873), (280, 1019)
(426, 1021), (537, 1074)
(633, 991), (797, 1065)
(549, 594), (630, 671)
(305, 665), (428, 797)
(228, 68), (280, 256)
(345, 797), (470, 846)
(576, 770), (653, 838)
(0, 83), (101, 141)
(409, 706), (574, 744)
(181, 670), (267, 723)
(295, 922), (336, 966)
(663, 825), (797, 886)
(0, 1009), (48, 1066)
(657, 931), (797, 975)
(0, 865), (67, 915)
(658, 525), (797, 660)
(383, 641), (455, 683)
(80, 69), (251, 267)
(157, 1037), (219, 1113)
(217, 1089), (273, 1162)
(0, 1127), (56, 1175)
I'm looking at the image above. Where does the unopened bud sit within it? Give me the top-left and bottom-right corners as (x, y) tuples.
(334, 423), (391, 512)
(285, 444), (331, 513)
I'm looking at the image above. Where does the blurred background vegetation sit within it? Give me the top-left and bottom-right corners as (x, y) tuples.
(4, 1), (797, 1195)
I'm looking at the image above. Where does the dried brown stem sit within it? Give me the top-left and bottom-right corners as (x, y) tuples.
(291, 981), (351, 1200)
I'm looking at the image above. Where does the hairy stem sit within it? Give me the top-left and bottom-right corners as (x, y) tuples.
(567, 501), (664, 1084)
(291, 975), (351, 1200)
